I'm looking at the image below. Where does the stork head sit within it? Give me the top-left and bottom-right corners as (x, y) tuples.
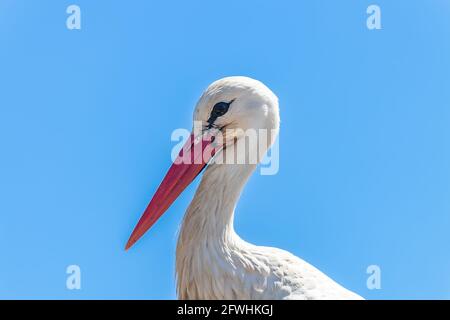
(195, 76), (279, 140)
(125, 76), (279, 250)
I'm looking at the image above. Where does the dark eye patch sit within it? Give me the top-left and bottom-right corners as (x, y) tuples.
(211, 102), (230, 117)
(206, 100), (234, 128)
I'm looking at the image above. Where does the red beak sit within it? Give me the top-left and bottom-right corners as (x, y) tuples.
(125, 132), (217, 250)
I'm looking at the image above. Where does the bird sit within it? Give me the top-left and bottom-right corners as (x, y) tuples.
(125, 76), (364, 300)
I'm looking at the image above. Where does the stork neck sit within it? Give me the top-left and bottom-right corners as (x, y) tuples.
(178, 163), (256, 245)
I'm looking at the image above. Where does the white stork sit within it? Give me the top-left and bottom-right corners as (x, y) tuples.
(126, 76), (363, 300)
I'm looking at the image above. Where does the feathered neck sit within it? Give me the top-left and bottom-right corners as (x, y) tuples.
(175, 162), (256, 299)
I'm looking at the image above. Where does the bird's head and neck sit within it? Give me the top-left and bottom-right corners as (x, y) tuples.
(126, 76), (279, 251)
(178, 76), (279, 238)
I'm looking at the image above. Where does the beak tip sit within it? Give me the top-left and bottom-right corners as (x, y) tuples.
(125, 237), (135, 251)
(125, 225), (145, 251)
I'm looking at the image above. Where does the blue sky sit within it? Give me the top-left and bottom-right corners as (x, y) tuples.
(1, 0), (450, 299)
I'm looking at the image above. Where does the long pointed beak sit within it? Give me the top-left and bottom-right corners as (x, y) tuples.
(125, 132), (217, 250)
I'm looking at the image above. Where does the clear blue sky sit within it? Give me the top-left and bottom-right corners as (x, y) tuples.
(1, 0), (450, 299)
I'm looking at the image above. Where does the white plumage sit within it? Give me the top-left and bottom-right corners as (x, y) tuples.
(175, 77), (363, 300)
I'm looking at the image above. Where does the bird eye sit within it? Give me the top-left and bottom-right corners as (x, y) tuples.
(211, 101), (230, 117)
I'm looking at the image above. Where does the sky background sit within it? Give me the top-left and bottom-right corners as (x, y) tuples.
(1, 0), (450, 299)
